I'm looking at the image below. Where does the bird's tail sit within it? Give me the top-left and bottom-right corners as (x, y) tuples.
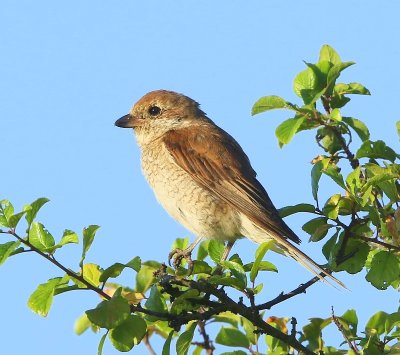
(280, 240), (346, 289)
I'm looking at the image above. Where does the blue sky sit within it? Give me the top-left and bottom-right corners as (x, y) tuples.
(1, 1), (400, 354)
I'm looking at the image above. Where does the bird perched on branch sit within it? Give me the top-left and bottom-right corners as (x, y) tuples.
(115, 90), (343, 287)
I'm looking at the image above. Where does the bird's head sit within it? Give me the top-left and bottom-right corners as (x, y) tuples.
(115, 90), (207, 146)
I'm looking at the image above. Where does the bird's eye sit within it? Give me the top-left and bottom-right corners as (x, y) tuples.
(148, 106), (161, 116)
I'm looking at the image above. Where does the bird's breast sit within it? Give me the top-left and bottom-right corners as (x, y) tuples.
(140, 142), (241, 240)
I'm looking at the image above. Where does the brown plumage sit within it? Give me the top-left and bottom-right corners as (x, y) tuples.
(115, 90), (344, 288)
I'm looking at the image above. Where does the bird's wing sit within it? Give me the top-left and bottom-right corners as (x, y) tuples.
(162, 125), (301, 244)
(163, 125), (347, 289)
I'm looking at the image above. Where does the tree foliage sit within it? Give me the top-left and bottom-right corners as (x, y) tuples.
(2, 45), (400, 354)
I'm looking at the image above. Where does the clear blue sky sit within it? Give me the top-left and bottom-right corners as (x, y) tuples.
(1, 1), (400, 354)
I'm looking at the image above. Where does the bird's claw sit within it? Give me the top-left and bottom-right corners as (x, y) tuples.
(168, 248), (194, 272)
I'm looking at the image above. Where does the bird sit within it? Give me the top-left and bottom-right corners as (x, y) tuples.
(115, 90), (344, 287)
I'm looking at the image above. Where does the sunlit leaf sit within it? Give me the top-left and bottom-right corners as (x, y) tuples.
(275, 117), (305, 147)
(74, 313), (92, 335)
(0, 241), (21, 266)
(29, 222), (55, 252)
(28, 277), (63, 317)
(24, 198), (50, 227)
(319, 45), (341, 65)
(80, 225), (100, 267)
(251, 95), (289, 115)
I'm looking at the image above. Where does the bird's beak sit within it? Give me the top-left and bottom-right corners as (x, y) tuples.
(115, 114), (136, 128)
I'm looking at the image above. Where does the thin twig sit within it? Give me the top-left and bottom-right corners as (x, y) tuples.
(193, 320), (215, 355)
(331, 307), (359, 354)
(143, 333), (156, 355)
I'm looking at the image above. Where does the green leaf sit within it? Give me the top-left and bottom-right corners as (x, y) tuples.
(365, 311), (389, 336)
(213, 312), (240, 327)
(322, 194), (341, 220)
(24, 197), (50, 226)
(346, 167), (362, 196)
(100, 257), (141, 283)
(311, 159), (325, 202)
(136, 265), (155, 293)
(396, 121), (400, 140)
(176, 322), (196, 355)
(366, 251), (400, 290)
(220, 351), (247, 355)
(171, 237), (189, 251)
(100, 263), (126, 283)
(0, 200), (14, 227)
(334, 83), (370, 96)
(356, 140), (398, 162)
(145, 285), (167, 321)
(319, 45), (341, 65)
(341, 117), (370, 142)
(340, 309), (358, 337)
(302, 217), (331, 242)
(191, 260), (212, 275)
(80, 225), (100, 267)
(81, 263), (101, 287)
(28, 277), (63, 317)
(301, 318), (331, 351)
(241, 316), (257, 345)
(29, 222), (55, 252)
(162, 330), (174, 355)
(278, 203), (315, 218)
(215, 327), (250, 348)
(208, 240), (225, 263)
(8, 211), (26, 228)
(59, 229), (79, 246)
(293, 67), (319, 104)
(275, 117), (305, 146)
(0, 241), (21, 266)
(126, 256), (141, 272)
(86, 291), (130, 329)
(329, 108), (342, 122)
(74, 313), (92, 335)
(208, 275), (246, 290)
(250, 241), (274, 283)
(222, 260), (247, 287)
(322, 163), (346, 189)
(48, 229), (79, 253)
(196, 240), (209, 261)
(98, 333), (107, 355)
(244, 260), (277, 273)
(109, 315), (147, 351)
(331, 235), (370, 274)
(326, 62), (355, 93)
(251, 95), (289, 115)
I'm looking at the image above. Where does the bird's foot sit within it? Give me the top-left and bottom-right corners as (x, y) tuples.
(168, 248), (194, 272)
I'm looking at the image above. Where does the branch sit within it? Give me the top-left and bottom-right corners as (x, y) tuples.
(331, 307), (359, 354)
(168, 277), (315, 355)
(7, 230), (111, 300)
(193, 320), (215, 355)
